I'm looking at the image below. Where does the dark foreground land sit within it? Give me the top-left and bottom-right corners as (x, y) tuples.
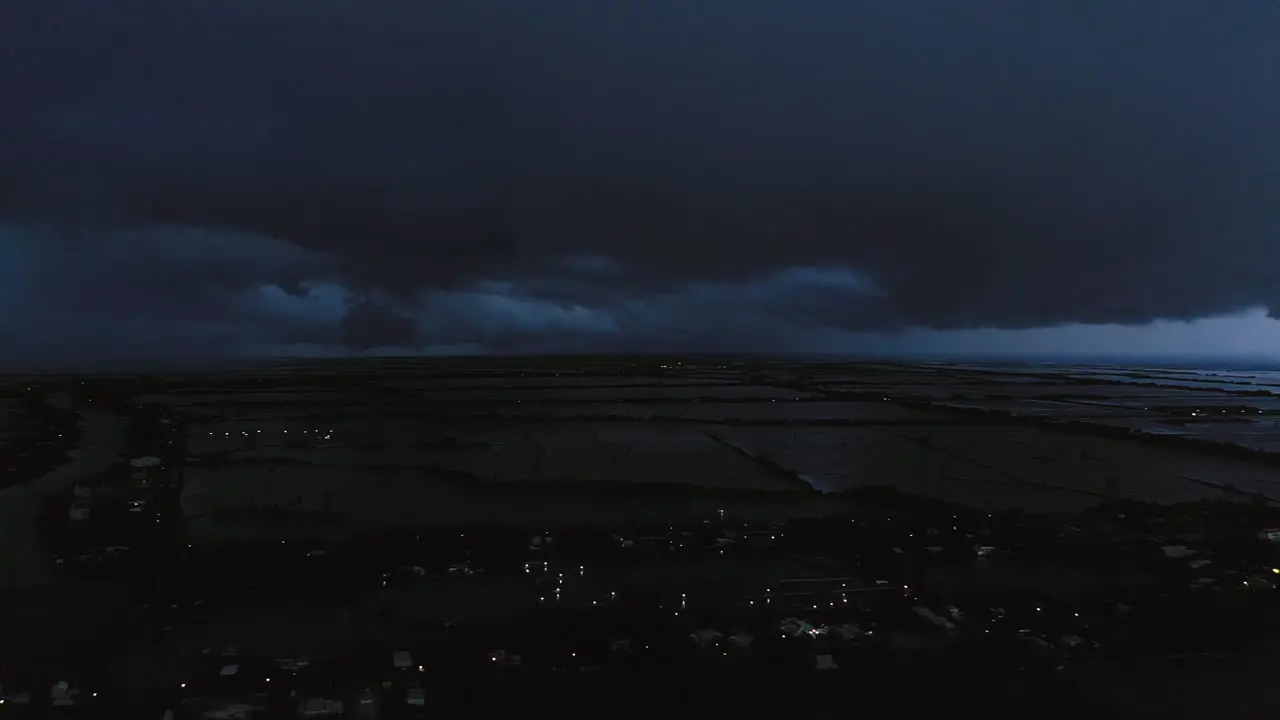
(0, 386), (80, 490)
(7, 358), (1280, 717)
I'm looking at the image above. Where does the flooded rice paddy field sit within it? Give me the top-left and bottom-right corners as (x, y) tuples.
(410, 384), (818, 402)
(179, 458), (841, 546)
(190, 424), (789, 489)
(714, 424), (1280, 509)
(448, 400), (940, 422)
(149, 359), (1280, 541)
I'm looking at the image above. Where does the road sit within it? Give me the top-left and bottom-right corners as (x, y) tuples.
(0, 394), (125, 586)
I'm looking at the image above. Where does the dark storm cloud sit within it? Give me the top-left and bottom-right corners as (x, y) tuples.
(340, 296), (422, 350)
(2, 1), (1279, 357)
(0, 223), (343, 367)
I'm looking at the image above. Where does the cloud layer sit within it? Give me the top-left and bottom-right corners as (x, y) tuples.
(2, 2), (1278, 363)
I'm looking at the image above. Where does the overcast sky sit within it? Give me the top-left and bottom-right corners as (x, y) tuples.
(2, 1), (1278, 367)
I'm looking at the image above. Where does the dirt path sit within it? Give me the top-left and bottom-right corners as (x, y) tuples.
(0, 395), (126, 586)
